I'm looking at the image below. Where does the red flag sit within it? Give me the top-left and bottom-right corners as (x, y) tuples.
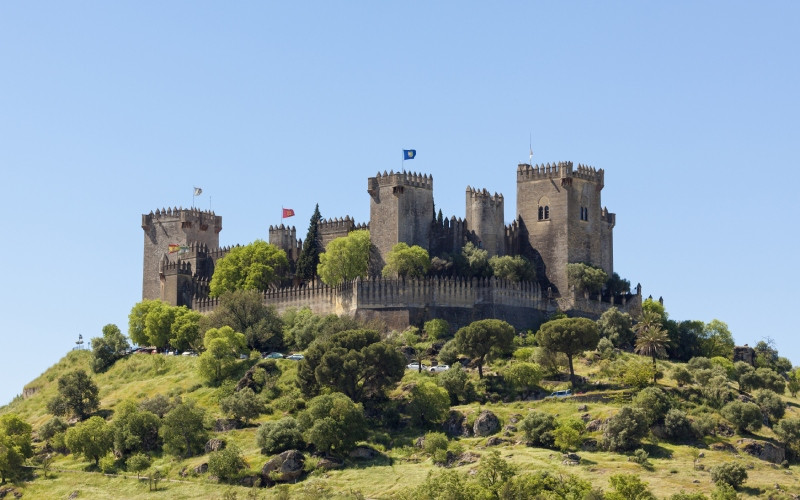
(282, 208), (295, 218)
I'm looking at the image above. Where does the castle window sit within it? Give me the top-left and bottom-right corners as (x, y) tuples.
(182, 221), (192, 228)
(538, 207), (543, 220)
(580, 207), (588, 221)
(538, 196), (550, 221)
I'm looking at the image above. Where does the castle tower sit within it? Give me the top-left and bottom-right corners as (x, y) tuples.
(141, 207), (222, 301)
(367, 171), (434, 270)
(465, 187), (505, 256)
(516, 162), (614, 295)
(268, 224), (302, 263)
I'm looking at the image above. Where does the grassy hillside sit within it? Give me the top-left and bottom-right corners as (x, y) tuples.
(2, 348), (800, 499)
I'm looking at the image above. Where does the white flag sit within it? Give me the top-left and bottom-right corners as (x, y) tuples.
(194, 187), (203, 196)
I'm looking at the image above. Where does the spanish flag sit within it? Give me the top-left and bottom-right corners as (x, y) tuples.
(168, 244), (180, 253)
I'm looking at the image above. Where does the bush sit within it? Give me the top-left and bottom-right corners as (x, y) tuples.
(701, 376), (736, 409)
(687, 357), (712, 371)
(620, 360), (656, 389)
(596, 337), (616, 360)
(501, 362), (542, 398)
(672, 366), (693, 387)
(409, 382), (451, 428)
(606, 474), (656, 500)
(709, 462), (747, 489)
(711, 483), (737, 500)
(219, 387), (264, 424)
(98, 454), (117, 473)
(753, 389), (785, 424)
(520, 412), (556, 448)
(438, 340), (460, 366)
(664, 409), (695, 440)
(603, 407), (649, 452)
(126, 453), (151, 478)
(632, 386), (671, 425)
(424, 319), (451, 340)
(208, 444), (247, 483)
(721, 401), (762, 433)
(437, 364), (474, 404)
(423, 432), (449, 456)
(552, 418), (585, 452)
(691, 413), (717, 438)
(256, 417), (304, 455)
(629, 448), (649, 465)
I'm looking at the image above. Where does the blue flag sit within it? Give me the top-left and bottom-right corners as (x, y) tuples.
(403, 149), (416, 160)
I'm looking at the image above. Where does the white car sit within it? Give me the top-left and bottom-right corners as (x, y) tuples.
(429, 365), (450, 372)
(286, 354), (304, 361)
(406, 362), (427, 370)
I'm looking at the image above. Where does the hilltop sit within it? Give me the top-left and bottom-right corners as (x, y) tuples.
(2, 322), (799, 499)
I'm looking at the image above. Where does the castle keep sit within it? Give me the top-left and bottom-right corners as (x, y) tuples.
(142, 160), (639, 331)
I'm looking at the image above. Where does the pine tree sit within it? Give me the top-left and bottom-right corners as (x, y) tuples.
(296, 204), (323, 281)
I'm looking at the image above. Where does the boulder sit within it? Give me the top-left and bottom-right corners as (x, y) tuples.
(262, 450), (305, 483)
(240, 475), (259, 487)
(737, 439), (786, 464)
(562, 452), (581, 465)
(316, 457), (344, 470)
(486, 437), (505, 446)
(577, 404), (588, 411)
(443, 410), (471, 437)
(205, 438), (226, 453)
(581, 439), (598, 451)
(508, 414), (523, 424)
(194, 463), (208, 474)
(710, 442), (736, 453)
(473, 410), (501, 437)
(349, 445), (379, 459)
(580, 413), (591, 423)
(214, 418), (241, 432)
(503, 425), (517, 433)
(586, 419), (605, 432)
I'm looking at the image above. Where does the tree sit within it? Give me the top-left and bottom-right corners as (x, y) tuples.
(170, 307), (202, 351)
(208, 444), (247, 483)
(709, 462), (747, 489)
(566, 263), (607, 295)
(209, 240), (289, 296)
(460, 242), (491, 278)
(317, 229), (371, 286)
(699, 319), (735, 359)
(632, 387), (671, 426)
(256, 417), (304, 455)
(91, 323), (130, 373)
(424, 319), (451, 340)
(753, 389), (784, 424)
(382, 242), (430, 278)
(126, 453), (151, 479)
(489, 255), (535, 282)
(454, 319), (515, 378)
(408, 381), (451, 428)
(634, 312), (670, 383)
(437, 364), (474, 405)
(788, 368), (800, 397)
(774, 417), (800, 454)
(520, 412), (557, 448)
(721, 401), (762, 433)
(129, 300), (200, 350)
(476, 450), (517, 496)
(596, 307), (634, 349)
(553, 418), (585, 452)
(501, 362), (543, 399)
(603, 407), (649, 451)
(535, 318), (599, 384)
(111, 400), (161, 455)
(605, 272), (631, 296)
(219, 387), (264, 425)
(160, 400), (208, 458)
(665, 319), (705, 362)
(65, 416), (113, 466)
(0, 414), (33, 484)
(47, 369), (99, 420)
(197, 326), (247, 385)
(298, 393), (367, 456)
(203, 290), (284, 353)
(296, 204), (323, 281)
(606, 474), (656, 500)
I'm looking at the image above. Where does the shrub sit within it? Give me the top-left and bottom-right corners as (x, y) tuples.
(256, 417), (304, 455)
(208, 444), (247, 483)
(219, 387), (264, 424)
(438, 340), (460, 366)
(422, 432), (449, 456)
(721, 401), (762, 433)
(98, 454), (117, 473)
(606, 474), (656, 500)
(672, 366), (693, 387)
(126, 453), (151, 478)
(701, 376), (736, 409)
(664, 409), (694, 440)
(670, 492), (708, 500)
(710, 483), (737, 500)
(501, 362), (542, 398)
(552, 418), (585, 452)
(774, 417), (800, 452)
(620, 360), (656, 389)
(629, 448), (649, 465)
(596, 337), (616, 360)
(437, 364), (474, 404)
(424, 319), (451, 340)
(409, 382), (451, 428)
(709, 462), (747, 489)
(753, 389), (785, 424)
(520, 412), (556, 448)
(632, 386), (671, 425)
(691, 413), (717, 438)
(39, 417), (68, 442)
(603, 407), (649, 452)
(687, 357), (712, 371)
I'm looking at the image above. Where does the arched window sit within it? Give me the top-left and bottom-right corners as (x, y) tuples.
(538, 206), (544, 220)
(538, 197), (550, 221)
(544, 206), (549, 219)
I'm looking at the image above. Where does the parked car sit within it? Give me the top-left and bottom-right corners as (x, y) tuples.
(286, 354), (304, 361)
(263, 352), (284, 359)
(181, 350), (198, 357)
(406, 362), (428, 370)
(547, 389), (572, 398)
(429, 364), (450, 372)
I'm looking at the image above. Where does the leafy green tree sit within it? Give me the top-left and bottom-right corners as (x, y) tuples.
(298, 329), (404, 401)
(566, 262), (608, 295)
(605, 272), (631, 296)
(209, 240), (289, 296)
(139, 394), (175, 418)
(129, 300), (200, 350)
(620, 359), (657, 389)
(499, 471), (595, 499)
(700, 319), (735, 359)
(126, 453), (151, 479)
(709, 462), (747, 489)
(553, 418), (585, 452)
(409, 381), (451, 428)
(788, 368), (800, 397)
(632, 386), (671, 426)
(297, 393), (367, 456)
(91, 323), (130, 373)
(663, 409), (695, 440)
(382, 242), (430, 278)
(47, 369), (99, 420)
(220, 388), (264, 425)
(424, 318), (451, 340)
(721, 400), (762, 433)
(111, 400), (161, 455)
(501, 362), (543, 399)
(488, 255), (535, 282)
(603, 406), (649, 451)
(520, 412), (556, 448)
(65, 416), (113, 466)
(160, 399), (208, 458)
(460, 242), (492, 278)
(317, 229), (371, 286)
(701, 376), (736, 409)
(476, 450), (517, 496)
(672, 366), (693, 387)
(170, 307), (202, 351)
(597, 307), (635, 349)
(256, 417), (304, 455)
(202, 290), (284, 353)
(0, 414), (33, 484)
(39, 417), (67, 445)
(606, 474), (656, 500)
(197, 326), (247, 385)
(665, 319), (705, 362)
(296, 204), (323, 281)
(642, 297), (667, 323)
(438, 339), (460, 366)
(774, 417), (800, 455)
(436, 364), (473, 404)
(208, 444), (247, 483)
(454, 319), (515, 378)
(535, 317), (599, 383)
(128, 299), (160, 347)
(753, 389), (785, 424)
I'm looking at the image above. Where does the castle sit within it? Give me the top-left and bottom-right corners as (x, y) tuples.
(141, 160), (641, 331)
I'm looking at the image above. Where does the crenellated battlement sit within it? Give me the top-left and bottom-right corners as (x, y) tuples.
(367, 170), (433, 194)
(318, 216), (356, 231)
(466, 186), (504, 204)
(516, 161), (573, 181)
(142, 207), (222, 233)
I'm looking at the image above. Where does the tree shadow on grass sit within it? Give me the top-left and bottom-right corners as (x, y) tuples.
(738, 486), (762, 496)
(642, 443), (672, 459)
(345, 454), (395, 469)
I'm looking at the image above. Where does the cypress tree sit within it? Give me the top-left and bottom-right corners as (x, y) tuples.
(296, 204), (323, 280)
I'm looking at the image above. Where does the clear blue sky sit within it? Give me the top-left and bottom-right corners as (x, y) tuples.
(1, 2), (798, 405)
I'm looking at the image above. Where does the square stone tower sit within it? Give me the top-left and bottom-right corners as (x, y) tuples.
(465, 187), (505, 256)
(141, 207), (222, 301)
(516, 162), (614, 295)
(367, 171), (434, 270)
